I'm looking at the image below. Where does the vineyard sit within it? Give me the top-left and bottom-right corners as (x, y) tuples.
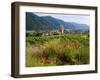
(26, 33), (89, 67)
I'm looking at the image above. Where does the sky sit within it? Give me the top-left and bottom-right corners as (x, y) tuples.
(33, 12), (90, 26)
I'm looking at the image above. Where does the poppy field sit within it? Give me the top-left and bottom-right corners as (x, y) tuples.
(26, 32), (89, 67)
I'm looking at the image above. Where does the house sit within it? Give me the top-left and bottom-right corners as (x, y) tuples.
(42, 25), (64, 36)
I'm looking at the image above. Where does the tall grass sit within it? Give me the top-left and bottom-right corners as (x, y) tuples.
(26, 33), (89, 67)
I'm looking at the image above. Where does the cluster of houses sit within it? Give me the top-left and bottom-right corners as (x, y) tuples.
(43, 25), (64, 36)
(27, 24), (89, 36)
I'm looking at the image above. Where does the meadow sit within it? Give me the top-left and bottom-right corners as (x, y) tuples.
(26, 32), (89, 67)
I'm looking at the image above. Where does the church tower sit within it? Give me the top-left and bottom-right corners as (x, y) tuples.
(60, 25), (64, 34)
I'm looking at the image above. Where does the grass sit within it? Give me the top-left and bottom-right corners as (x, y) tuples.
(26, 33), (89, 67)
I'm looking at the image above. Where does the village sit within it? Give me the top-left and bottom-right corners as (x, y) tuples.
(41, 25), (89, 36)
(42, 25), (64, 36)
(26, 24), (89, 37)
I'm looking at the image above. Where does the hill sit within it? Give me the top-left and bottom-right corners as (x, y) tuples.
(26, 12), (89, 31)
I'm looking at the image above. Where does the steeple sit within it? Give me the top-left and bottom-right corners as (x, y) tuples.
(60, 25), (64, 34)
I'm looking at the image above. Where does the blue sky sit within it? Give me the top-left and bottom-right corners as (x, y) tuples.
(33, 12), (90, 26)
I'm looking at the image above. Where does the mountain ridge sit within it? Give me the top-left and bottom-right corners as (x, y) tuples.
(26, 12), (89, 31)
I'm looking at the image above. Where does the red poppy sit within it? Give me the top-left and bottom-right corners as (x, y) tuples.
(63, 42), (68, 48)
(72, 42), (79, 49)
(42, 59), (51, 64)
(64, 44), (67, 48)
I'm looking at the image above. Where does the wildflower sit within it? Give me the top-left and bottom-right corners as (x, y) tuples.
(63, 42), (67, 48)
(72, 42), (79, 49)
(44, 60), (50, 64)
(64, 44), (67, 48)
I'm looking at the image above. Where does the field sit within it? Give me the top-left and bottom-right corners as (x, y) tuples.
(26, 32), (89, 67)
